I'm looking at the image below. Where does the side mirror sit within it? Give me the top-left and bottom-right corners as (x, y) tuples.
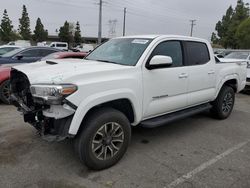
(15, 55), (23, 60)
(147, 55), (173, 69)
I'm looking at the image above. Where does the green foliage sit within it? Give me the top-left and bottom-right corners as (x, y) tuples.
(19, 5), (31, 40)
(211, 32), (219, 44)
(236, 18), (250, 49)
(212, 0), (250, 49)
(0, 9), (14, 42)
(33, 18), (48, 42)
(74, 21), (82, 45)
(58, 21), (74, 44)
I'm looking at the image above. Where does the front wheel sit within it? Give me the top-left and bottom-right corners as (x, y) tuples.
(0, 80), (10, 104)
(211, 86), (235, 119)
(74, 108), (131, 170)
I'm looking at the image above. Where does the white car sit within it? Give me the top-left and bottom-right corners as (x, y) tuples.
(10, 35), (247, 170)
(50, 42), (68, 51)
(224, 51), (250, 90)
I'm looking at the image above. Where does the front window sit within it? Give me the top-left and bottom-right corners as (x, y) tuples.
(85, 38), (152, 66)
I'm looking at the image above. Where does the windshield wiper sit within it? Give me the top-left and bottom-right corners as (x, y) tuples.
(94, 59), (118, 64)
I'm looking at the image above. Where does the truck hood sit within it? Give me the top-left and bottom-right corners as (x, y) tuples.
(13, 59), (132, 84)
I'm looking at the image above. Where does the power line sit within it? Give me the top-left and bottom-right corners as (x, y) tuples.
(190, 20), (196, 37)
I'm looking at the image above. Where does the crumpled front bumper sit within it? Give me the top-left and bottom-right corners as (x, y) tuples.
(10, 69), (75, 141)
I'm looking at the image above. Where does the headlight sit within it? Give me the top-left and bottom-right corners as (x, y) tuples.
(30, 84), (77, 104)
(247, 62), (250, 68)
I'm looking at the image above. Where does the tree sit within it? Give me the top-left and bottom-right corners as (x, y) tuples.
(33, 18), (48, 42)
(227, 0), (249, 48)
(74, 21), (82, 45)
(58, 21), (74, 44)
(214, 6), (233, 47)
(236, 18), (250, 49)
(19, 5), (31, 40)
(0, 9), (14, 43)
(211, 32), (219, 44)
(212, 0), (250, 49)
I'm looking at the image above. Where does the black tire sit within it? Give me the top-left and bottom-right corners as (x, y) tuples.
(74, 107), (131, 170)
(0, 80), (10, 104)
(211, 86), (235, 119)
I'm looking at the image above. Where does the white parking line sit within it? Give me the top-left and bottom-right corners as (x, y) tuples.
(167, 140), (249, 188)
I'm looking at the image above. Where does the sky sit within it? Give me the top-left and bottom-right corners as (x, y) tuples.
(0, 0), (249, 41)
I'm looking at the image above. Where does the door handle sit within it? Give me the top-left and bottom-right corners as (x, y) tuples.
(179, 73), (188, 78)
(208, 70), (215, 75)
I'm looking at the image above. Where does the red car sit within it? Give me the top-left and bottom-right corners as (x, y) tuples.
(0, 52), (87, 104)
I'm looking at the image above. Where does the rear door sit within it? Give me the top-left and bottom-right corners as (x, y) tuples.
(184, 41), (216, 106)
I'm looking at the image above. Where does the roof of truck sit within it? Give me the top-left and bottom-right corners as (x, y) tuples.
(116, 35), (207, 42)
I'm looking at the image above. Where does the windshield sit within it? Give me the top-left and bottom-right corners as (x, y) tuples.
(0, 47), (19, 56)
(1, 48), (24, 57)
(225, 52), (250, 60)
(85, 38), (152, 66)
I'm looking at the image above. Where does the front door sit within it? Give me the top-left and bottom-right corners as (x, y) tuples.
(142, 41), (189, 119)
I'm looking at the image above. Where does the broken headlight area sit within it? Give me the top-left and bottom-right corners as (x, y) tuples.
(10, 69), (75, 141)
(30, 84), (77, 105)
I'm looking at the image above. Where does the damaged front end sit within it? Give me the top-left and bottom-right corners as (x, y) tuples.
(10, 69), (77, 141)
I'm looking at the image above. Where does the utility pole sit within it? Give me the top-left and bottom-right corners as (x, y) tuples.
(190, 19), (196, 37)
(98, 0), (103, 44)
(123, 7), (127, 36)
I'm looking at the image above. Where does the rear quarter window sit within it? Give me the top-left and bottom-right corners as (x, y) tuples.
(185, 41), (210, 66)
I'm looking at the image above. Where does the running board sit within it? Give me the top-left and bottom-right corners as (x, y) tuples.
(141, 103), (212, 128)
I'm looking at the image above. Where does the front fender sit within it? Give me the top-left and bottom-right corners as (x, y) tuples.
(68, 89), (141, 135)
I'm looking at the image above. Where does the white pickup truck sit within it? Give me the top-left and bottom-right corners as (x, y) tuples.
(10, 35), (247, 170)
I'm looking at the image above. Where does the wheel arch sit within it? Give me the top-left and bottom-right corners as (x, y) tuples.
(215, 76), (238, 99)
(68, 90), (141, 135)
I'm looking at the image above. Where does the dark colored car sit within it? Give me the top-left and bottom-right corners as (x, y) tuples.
(0, 46), (61, 65)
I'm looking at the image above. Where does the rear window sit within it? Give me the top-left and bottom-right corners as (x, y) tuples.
(185, 42), (210, 66)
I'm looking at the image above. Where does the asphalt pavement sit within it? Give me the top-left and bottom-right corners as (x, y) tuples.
(0, 94), (250, 188)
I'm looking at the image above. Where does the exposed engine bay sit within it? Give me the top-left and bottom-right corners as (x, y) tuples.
(10, 69), (74, 141)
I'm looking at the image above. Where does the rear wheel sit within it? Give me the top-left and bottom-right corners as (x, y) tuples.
(74, 108), (131, 170)
(211, 86), (235, 119)
(0, 80), (10, 104)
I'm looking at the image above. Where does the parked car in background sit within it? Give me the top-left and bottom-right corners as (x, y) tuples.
(214, 49), (234, 58)
(0, 51), (85, 104)
(41, 51), (88, 61)
(0, 45), (22, 56)
(50, 42), (68, 51)
(224, 51), (250, 61)
(72, 44), (94, 53)
(224, 51), (250, 91)
(0, 47), (61, 66)
(8, 40), (31, 47)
